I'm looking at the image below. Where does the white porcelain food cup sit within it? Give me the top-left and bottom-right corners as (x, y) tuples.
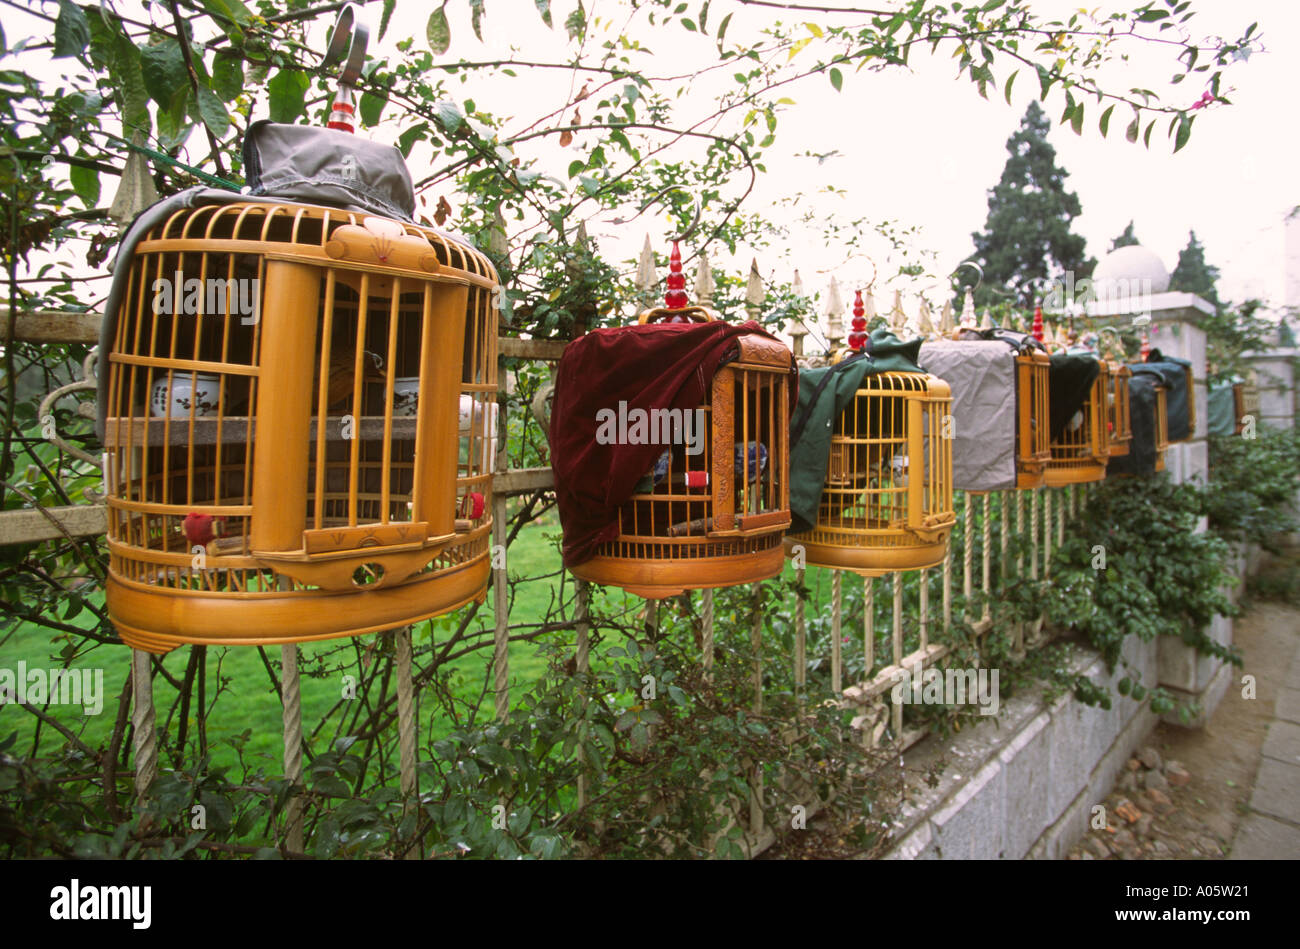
(151, 373), (221, 418)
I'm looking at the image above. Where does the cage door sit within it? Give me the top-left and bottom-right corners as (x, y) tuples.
(249, 260), (468, 590)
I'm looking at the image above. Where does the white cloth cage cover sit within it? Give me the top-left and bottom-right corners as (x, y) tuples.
(917, 340), (1018, 492)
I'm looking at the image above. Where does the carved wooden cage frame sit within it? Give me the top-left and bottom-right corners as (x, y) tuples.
(1044, 358), (1111, 486)
(101, 202), (498, 653)
(785, 371), (956, 577)
(570, 332), (794, 599)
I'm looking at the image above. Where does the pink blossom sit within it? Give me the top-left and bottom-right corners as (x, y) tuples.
(1190, 91), (1214, 111)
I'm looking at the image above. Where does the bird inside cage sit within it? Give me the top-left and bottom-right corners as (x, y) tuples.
(318, 343), (388, 411)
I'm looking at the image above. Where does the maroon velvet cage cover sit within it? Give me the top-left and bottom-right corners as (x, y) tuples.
(549, 320), (785, 568)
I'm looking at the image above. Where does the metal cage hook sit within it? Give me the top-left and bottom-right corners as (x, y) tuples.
(323, 4), (370, 85)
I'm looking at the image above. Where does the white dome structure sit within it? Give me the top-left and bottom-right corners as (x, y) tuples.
(1090, 244), (1170, 305)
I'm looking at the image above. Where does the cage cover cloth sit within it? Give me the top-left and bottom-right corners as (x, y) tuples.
(243, 120), (416, 222)
(788, 329), (926, 534)
(550, 320), (794, 568)
(917, 340), (1018, 492)
(1108, 373), (1160, 476)
(1048, 353), (1100, 440)
(1133, 353), (1193, 442)
(1206, 383), (1238, 436)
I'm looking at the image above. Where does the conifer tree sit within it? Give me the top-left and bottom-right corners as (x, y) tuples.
(1110, 221), (1140, 251)
(960, 102), (1093, 310)
(1168, 230), (1221, 309)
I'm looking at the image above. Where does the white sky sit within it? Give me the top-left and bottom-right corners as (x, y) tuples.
(9, 0), (1298, 318)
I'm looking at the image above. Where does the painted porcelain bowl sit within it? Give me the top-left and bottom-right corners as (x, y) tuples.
(392, 377), (420, 417)
(151, 373), (220, 418)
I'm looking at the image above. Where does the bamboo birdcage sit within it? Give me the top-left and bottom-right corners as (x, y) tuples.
(785, 369), (956, 576)
(1044, 358), (1111, 486)
(1153, 384), (1170, 471)
(568, 304), (794, 599)
(101, 202), (497, 653)
(1106, 361), (1133, 457)
(1015, 349), (1052, 488)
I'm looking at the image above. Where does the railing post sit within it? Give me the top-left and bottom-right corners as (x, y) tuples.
(492, 489), (510, 721)
(865, 576), (876, 671)
(981, 493), (992, 625)
(794, 570), (806, 702)
(891, 573), (904, 739)
(702, 588), (715, 679)
(394, 626), (419, 859)
(831, 570), (843, 694)
(130, 649), (156, 820)
(574, 577), (591, 810)
(281, 642), (304, 853)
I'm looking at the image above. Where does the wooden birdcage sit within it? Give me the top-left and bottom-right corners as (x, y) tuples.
(1153, 384), (1170, 472)
(1233, 379), (1261, 435)
(1106, 361), (1133, 457)
(785, 370), (956, 576)
(100, 202), (497, 653)
(1044, 357), (1110, 486)
(568, 306), (794, 599)
(1015, 349), (1052, 488)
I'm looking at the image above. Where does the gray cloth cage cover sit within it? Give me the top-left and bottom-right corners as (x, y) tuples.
(918, 340), (1018, 492)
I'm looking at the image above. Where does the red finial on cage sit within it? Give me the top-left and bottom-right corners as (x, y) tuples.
(1031, 305), (1044, 343)
(1140, 328), (1151, 360)
(664, 240), (689, 310)
(848, 289), (868, 350)
(327, 97), (356, 133)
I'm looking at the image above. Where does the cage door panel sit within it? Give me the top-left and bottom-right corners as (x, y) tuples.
(249, 259), (320, 553)
(412, 281), (469, 541)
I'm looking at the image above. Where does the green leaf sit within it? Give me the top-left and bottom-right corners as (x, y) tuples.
(1099, 104), (1114, 137)
(212, 49), (243, 100)
(829, 67), (842, 92)
(54, 0), (91, 59)
(716, 12), (732, 47)
(156, 91), (192, 148)
(1070, 100), (1083, 135)
(397, 122), (428, 157)
(565, 2), (586, 40)
(1003, 69), (1017, 105)
(266, 68), (308, 123)
(427, 7), (451, 55)
(140, 40), (188, 106)
(69, 161), (99, 207)
(199, 0), (252, 42)
(360, 90), (388, 126)
(1143, 119), (1154, 148)
(379, 0), (396, 40)
(192, 83), (230, 137)
(535, 0), (553, 28)
(1035, 63), (1053, 100)
(470, 0), (485, 41)
(435, 100), (463, 133)
(1125, 115), (1139, 143)
(88, 12), (150, 133)
(1173, 112), (1192, 152)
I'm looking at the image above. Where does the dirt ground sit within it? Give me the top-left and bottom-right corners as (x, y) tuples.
(1067, 592), (1300, 859)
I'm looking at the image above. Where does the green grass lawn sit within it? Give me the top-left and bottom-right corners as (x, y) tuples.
(1, 504), (649, 777)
